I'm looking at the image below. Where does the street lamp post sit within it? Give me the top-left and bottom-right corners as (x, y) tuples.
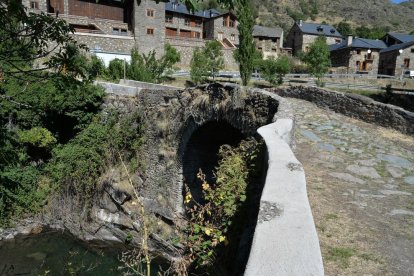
(399, 49), (404, 81)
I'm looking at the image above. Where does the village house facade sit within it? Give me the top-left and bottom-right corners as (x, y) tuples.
(378, 41), (414, 77)
(378, 32), (414, 77)
(286, 21), (342, 55)
(21, 0), (248, 69)
(330, 36), (387, 75)
(253, 25), (284, 59)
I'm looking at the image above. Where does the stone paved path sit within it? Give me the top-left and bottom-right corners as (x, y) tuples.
(290, 98), (414, 276)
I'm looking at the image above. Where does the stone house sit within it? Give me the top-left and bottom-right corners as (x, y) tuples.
(377, 32), (414, 76)
(285, 21), (342, 56)
(378, 41), (414, 76)
(21, 0), (287, 70)
(330, 36), (387, 75)
(253, 25), (283, 59)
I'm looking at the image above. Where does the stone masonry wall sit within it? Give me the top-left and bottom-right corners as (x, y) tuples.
(331, 48), (381, 75)
(211, 16), (239, 45)
(379, 51), (398, 76)
(165, 13), (204, 38)
(72, 33), (134, 54)
(60, 14), (130, 35)
(166, 38), (238, 69)
(134, 0), (165, 58)
(395, 46), (414, 77)
(103, 84), (279, 217)
(273, 86), (414, 135)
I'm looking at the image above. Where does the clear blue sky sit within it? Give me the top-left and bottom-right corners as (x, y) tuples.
(391, 0), (408, 3)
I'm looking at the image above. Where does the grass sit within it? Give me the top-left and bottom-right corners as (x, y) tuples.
(326, 246), (356, 268)
(324, 213), (339, 220)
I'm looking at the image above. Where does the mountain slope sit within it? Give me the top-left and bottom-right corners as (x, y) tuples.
(253, 0), (414, 34)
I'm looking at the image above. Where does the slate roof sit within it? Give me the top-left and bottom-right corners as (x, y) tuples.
(253, 25), (283, 38)
(330, 37), (387, 51)
(298, 22), (342, 37)
(380, 40), (414, 53)
(386, 32), (414, 44)
(165, 1), (222, 18)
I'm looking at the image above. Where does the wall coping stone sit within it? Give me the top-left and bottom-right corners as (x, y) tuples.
(244, 117), (324, 276)
(119, 79), (182, 90)
(73, 32), (134, 40)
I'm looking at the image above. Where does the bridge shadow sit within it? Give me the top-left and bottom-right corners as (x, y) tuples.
(182, 120), (245, 203)
(182, 120), (267, 275)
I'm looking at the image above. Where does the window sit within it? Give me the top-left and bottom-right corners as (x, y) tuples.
(356, 49), (361, 55)
(229, 19), (235, 28)
(218, 32), (223, 40)
(223, 19), (226, 27)
(165, 14), (173, 23)
(147, 28), (154, 35)
(230, 34), (235, 41)
(184, 19), (190, 26)
(195, 20), (202, 27)
(30, 1), (39, 9)
(404, 58), (410, 69)
(335, 39), (341, 44)
(411, 48), (414, 53)
(193, 32), (201, 39)
(146, 9), (154, 17)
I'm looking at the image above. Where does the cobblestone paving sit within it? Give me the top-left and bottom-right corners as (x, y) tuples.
(291, 98), (414, 276)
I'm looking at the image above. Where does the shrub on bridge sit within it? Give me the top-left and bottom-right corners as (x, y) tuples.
(182, 138), (261, 272)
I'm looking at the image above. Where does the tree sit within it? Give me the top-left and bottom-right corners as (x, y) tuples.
(257, 56), (291, 86)
(0, 0), (83, 77)
(335, 21), (353, 36)
(190, 41), (224, 83)
(303, 36), (330, 84)
(234, 0), (256, 86)
(127, 44), (180, 83)
(190, 48), (208, 84)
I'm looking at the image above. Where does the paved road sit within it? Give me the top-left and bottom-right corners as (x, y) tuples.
(291, 98), (414, 275)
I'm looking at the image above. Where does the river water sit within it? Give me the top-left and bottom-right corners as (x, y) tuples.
(0, 232), (125, 275)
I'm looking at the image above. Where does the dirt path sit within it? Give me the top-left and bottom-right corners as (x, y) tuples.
(290, 98), (414, 276)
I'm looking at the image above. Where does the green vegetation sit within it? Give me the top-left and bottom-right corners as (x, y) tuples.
(103, 43), (181, 83)
(190, 41), (224, 84)
(256, 56), (291, 86)
(47, 111), (144, 198)
(326, 246), (355, 268)
(234, 0), (256, 86)
(183, 138), (261, 272)
(286, 0), (318, 22)
(303, 36), (330, 85)
(334, 21), (390, 39)
(0, 1), (108, 225)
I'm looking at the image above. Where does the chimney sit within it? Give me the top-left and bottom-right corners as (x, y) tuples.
(299, 20), (303, 26)
(347, 35), (353, 46)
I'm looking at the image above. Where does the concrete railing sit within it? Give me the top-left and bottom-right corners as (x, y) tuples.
(119, 79), (182, 90)
(244, 88), (324, 276)
(244, 119), (324, 276)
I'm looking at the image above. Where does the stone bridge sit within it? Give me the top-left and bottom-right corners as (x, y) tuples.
(99, 80), (324, 275)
